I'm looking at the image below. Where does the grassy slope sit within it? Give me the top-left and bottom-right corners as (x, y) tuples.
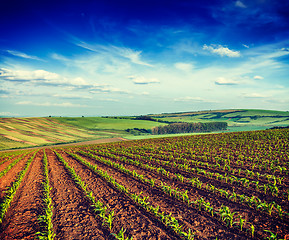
(148, 109), (289, 132)
(0, 117), (113, 150)
(0, 117), (166, 150)
(1, 109), (288, 150)
(54, 117), (166, 131)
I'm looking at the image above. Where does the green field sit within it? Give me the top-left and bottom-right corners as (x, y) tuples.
(0, 117), (116, 150)
(0, 117), (166, 150)
(0, 109), (288, 150)
(54, 117), (166, 132)
(148, 109), (289, 131)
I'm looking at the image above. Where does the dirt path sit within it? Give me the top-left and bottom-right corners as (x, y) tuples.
(46, 149), (110, 240)
(58, 150), (178, 240)
(0, 151), (43, 239)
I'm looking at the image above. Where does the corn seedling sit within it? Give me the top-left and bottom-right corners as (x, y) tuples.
(234, 215), (246, 231)
(248, 223), (255, 238)
(263, 230), (281, 240)
(112, 228), (133, 240)
(55, 151), (129, 238)
(36, 150), (56, 240)
(0, 151), (38, 224)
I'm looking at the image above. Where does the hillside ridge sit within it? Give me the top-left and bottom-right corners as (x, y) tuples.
(0, 109), (288, 150)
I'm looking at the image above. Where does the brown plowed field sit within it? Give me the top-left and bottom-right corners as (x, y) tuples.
(0, 128), (288, 240)
(74, 151), (247, 239)
(56, 150), (178, 240)
(45, 149), (110, 240)
(0, 155), (19, 173)
(0, 153), (31, 201)
(83, 149), (288, 239)
(0, 151), (42, 239)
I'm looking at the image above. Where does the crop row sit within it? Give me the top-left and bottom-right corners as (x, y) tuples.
(0, 128), (288, 239)
(65, 150), (196, 240)
(84, 147), (288, 219)
(75, 149), (285, 239)
(0, 151), (32, 178)
(53, 150), (132, 240)
(36, 150), (55, 240)
(106, 145), (288, 183)
(104, 146), (289, 199)
(0, 151), (38, 223)
(96, 144), (287, 192)
(0, 151), (22, 165)
(103, 129), (289, 175)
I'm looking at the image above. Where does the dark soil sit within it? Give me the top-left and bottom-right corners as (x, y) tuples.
(0, 151), (43, 239)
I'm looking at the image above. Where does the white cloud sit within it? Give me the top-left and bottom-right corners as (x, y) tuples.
(215, 77), (240, 85)
(16, 101), (87, 107)
(203, 44), (241, 57)
(242, 44), (249, 48)
(6, 50), (42, 61)
(53, 94), (92, 99)
(129, 76), (160, 85)
(99, 98), (119, 102)
(174, 96), (215, 103)
(254, 75), (264, 80)
(0, 68), (91, 87)
(175, 62), (194, 72)
(235, 1), (247, 8)
(242, 93), (268, 98)
(0, 68), (58, 81)
(90, 87), (130, 94)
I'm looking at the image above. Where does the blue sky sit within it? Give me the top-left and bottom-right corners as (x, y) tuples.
(0, 0), (289, 116)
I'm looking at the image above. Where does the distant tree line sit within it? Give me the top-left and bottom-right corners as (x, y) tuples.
(268, 125), (289, 130)
(152, 122), (227, 135)
(125, 128), (151, 135)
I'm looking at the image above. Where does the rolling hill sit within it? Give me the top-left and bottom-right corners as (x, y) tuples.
(0, 109), (288, 150)
(148, 109), (289, 131)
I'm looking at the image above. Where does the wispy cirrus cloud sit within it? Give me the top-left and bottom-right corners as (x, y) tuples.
(52, 94), (92, 99)
(16, 101), (87, 107)
(75, 41), (153, 67)
(203, 44), (241, 57)
(6, 50), (42, 61)
(0, 112), (19, 116)
(174, 96), (215, 103)
(90, 87), (130, 94)
(99, 98), (119, 102)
